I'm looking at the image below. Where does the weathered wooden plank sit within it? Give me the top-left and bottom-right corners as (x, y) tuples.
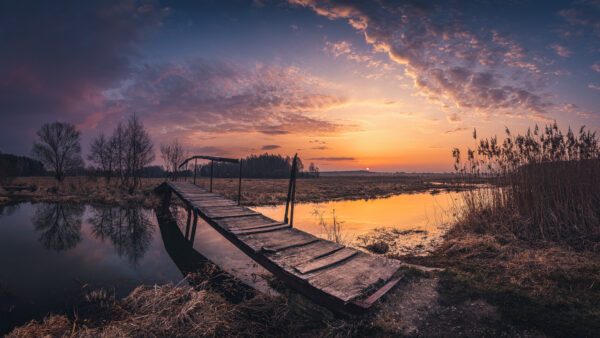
(353, 278), (402, 308)
(228, 221), (285, 231)
(213, 214), (279, 231)
(304, 252), (402, 302)
(230, 223), (291, 235)
(159, 180), (404, 312)
(204, 211), (260, 219)
(191, 200), (237, 207)
(197, 205), (260, 219)
(237, 228), (319, 253)
(266, 240), (344, 270)
(295, 247), (359, 274)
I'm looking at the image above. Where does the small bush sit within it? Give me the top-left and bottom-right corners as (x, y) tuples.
(365, 241), (389, 254)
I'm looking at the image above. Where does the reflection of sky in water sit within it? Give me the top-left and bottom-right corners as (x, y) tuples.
(0, 204), (181, 324)
(171, 206), (275, 295)
(253, 191), (464, 239)
(0, 202), (275, 334)
(0, 191), (460, 333)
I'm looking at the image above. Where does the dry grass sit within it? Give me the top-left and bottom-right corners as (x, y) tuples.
(6, 279), (364, 337)
(452, 123), (600, 251)
(0, 177), (163, 207)
(399, 232), (600, 336)
(1, 175), (470, 207)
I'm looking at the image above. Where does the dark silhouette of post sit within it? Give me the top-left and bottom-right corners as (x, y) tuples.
(238, 160), (243, 205)
(189, 210), (198, 243)
(284, 153), (298, 226)
(209, 160), (214, 192)
(193, 158), (197, 185)
(185, 208), (191, 239)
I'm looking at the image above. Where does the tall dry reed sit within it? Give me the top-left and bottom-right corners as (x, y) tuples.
(452, 123), (600, 251)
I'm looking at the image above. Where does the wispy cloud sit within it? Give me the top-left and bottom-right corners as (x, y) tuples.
(292, 0), (557, 118)
(444, 127), (468, 134)
(446, 112), (461, 123)
(589, 83), (600, 91)
(261, 144), (281, 150)
(111, 60), (352, 141)
(550, 44), (572, 57)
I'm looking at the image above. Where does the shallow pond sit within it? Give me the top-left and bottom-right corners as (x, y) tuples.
(0, 190), (461, 333)
(0, 202), (270, 334)
(253, 190), (463, 247)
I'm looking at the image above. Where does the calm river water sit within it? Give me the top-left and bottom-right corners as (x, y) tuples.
(0, 190), (460, 333)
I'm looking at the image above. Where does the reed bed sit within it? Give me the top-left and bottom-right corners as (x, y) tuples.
(451, 123), (600, 251)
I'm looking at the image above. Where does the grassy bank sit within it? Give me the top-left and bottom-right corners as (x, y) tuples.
(0, 175), (470, 207)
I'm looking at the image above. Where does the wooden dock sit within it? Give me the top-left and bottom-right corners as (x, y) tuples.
(155, 181), (403, 314)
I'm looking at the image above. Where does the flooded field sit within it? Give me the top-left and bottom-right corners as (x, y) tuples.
(0, 190), (460, 333)
(254, 190), (463, 254)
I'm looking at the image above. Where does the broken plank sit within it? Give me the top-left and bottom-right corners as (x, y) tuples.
(304, 252), (402, 302)
(294, 247), (359, 274)
(266, 240), (344, 271)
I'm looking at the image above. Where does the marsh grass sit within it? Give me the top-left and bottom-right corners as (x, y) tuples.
(312, 208), (349, 244)
(452, 123), (600, 251)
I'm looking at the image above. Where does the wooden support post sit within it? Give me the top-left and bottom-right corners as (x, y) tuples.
(189, 210), (198, 244)
(238, 160), (243, 205)
(193, 158), (197, 185)
(290, 170), (296, 227)
(284, 154), (298, 225)
(185, 208), (192, 239)
(210, 160), (214, 192)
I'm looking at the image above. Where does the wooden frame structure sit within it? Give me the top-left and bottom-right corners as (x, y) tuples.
(154, 181), (403, 316)
(179, 155), (243, 204)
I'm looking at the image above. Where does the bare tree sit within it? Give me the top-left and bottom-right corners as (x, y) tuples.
(309, 162), (320, 178)
(32, 122), (83, 181)
(160, 139), (186, 181)
(110, 122), (127, 184)
(124, 115), (155, 190)
(88, 133), (114, 183)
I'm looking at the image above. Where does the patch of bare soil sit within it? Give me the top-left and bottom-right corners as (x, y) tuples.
(354, 227), (449, 256)
(365, 271), (545, 337)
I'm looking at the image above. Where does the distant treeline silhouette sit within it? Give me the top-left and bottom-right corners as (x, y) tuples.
(187, 153), (319, 178)
(0, 152), (47, 181)
(2, 118), (321, 186)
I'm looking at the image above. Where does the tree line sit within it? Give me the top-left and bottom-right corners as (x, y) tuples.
(189, 153), (319, 178)
(0, 115), (320, 188)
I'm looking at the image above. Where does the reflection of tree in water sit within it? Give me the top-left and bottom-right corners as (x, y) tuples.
(0, 203), (20, 217)
(33, 203), (84, 252)
(88, 206), (154, 266)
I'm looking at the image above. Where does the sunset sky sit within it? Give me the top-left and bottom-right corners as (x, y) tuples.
(2, 0), (600, 172)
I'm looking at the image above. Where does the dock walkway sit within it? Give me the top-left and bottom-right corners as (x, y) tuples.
(156, 181), (403, 314)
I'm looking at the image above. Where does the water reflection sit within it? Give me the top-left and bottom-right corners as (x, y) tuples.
(32, 204), (84, 252)
(0, 203), (20, 217)
(88, 206), (154, 266)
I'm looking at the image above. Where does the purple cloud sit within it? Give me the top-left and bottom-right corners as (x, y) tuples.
(110, 60), (351, 143)
(0, 0), (166, 154)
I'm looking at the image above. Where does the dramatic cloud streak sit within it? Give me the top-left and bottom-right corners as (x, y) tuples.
(291, 0), (557, 118)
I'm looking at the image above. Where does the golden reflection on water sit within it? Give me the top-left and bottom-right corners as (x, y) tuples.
(252, 191), (464, 239)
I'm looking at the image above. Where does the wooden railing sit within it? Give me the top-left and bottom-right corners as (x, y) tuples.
(179, 155), (242, 204)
